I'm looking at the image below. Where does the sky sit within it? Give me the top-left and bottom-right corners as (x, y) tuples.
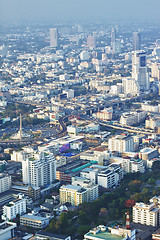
(1, 0), (160, 25)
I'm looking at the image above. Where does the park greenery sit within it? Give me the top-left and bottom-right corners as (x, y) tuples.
(46, 161), (160, 239)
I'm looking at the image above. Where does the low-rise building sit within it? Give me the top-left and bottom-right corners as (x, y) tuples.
(36, 231), (71, 240)
(0, 221), (17, 240)
(84, 225), (136, 240)
(20, 214), (50, 229)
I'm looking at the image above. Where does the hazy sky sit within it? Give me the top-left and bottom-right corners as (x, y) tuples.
(1, 0), (160, 24)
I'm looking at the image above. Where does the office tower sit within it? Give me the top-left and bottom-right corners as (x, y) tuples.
(50, 28), (58, 48)
(132, 32), (141, 51)
(87, 34), (96, 49)
(22, 152), (56, 187)
(132, 50), (150, 91)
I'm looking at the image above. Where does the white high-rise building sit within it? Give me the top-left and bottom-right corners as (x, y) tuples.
(133, 202), (160, 227)
(22, 152), (56, 187)
(132, 51), (150, 91)
(108, 134), (134, 153)
(122, 77), (140, 96)
(2, 195), (26, 221)
(0, 174), (12, 194)
(50, 28), (58, 48)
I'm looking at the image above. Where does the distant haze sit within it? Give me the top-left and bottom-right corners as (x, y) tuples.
(1, 0), (160, 24)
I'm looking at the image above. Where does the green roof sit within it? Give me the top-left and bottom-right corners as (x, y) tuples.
(85, 231), (124, 240)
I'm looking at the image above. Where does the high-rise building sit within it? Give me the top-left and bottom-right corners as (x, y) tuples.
(108, 134), (134, 153)
(133, 202), (160, 227)
(132, 32), (141, 51)
(87, 34), (96, 49)
(22, 152), (56, 187)
(111, 27), (116, 52)
(132, 50), (150, 91)
(50, 28), (58, 48)
(0, 174), (12, 194)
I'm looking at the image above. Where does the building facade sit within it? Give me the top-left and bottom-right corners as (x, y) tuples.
(132, 50), (150, 91)
(133, 202), (160, 227)
(0, 174), (12, 194)
(108, 135), (134, 153)
(22, 152), (56, 187)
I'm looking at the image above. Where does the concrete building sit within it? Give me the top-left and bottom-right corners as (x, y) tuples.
(80, 51), (90, 61)
(22, 151), (56, 187)
(84, 225), (136, 240)
(36, 231), (71, 240)
(145, 116), (160, 130)
(122, 158), (145, 174)
(2, 194), (26, 220)
(63, 89), (74, 98)
(96, 107), (113, 121)
(59, 181), (98, 206)
(20, 214), (49, 229)
(87, 35), (96, 49)
(132, 50), (150, 91)
(132, 32), (141, 51)
(81, 164), (123, 189)
(142, 103), (159, 113)
(133, 202), (160, 227)
(139, 148), (159, 162)
(50, 28), (58, 48)
(120, 111), (147, 126)
(122, 77), (140, 96)
(0, 174), (12, 194)
(108, 134), (134, 153)
(97, 164), (123, 189)
(151, 62), (160, 80)
(0, 221), (17, 240)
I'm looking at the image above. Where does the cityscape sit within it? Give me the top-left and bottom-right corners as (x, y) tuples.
(1, 1), (160, 240)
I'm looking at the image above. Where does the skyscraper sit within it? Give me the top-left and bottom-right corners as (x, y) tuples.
(132, 32), (141, 51)
(132, 50), (150, 91)
(111, 27), (116, 52)
(87, 34), (96, 49)
(50, 28), (58, 48)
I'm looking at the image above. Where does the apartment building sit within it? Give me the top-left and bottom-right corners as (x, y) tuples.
(122, 158), (145, 174)
(0, 174), (12, 194)
(108, 134), (134, 153)
(120, 111), (147, 126)
(133, 202), (160, 227)
(2, 195), (26, 220)
(60, 181), (98, 206)
(97, 164), (123, 189)
(81, 164), (123, 189)
(22, 151), (56, 187)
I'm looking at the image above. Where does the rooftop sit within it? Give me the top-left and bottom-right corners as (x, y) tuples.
(85, 230), (124, 240)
